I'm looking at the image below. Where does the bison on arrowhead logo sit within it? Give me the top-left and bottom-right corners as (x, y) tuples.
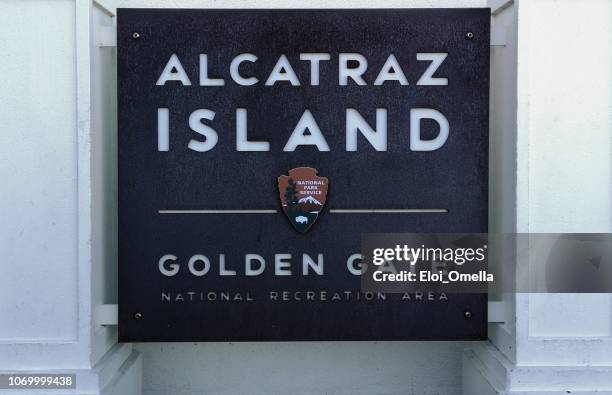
(278, 167), (329, 233)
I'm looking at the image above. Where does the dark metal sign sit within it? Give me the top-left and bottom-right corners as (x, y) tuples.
(118, 8), (490, 341)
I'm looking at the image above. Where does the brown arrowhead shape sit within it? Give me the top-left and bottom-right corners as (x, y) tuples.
(278, 167), (328, 233)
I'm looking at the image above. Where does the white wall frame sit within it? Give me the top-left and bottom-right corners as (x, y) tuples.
(465, 0), (612, 393)
(0, 1), (140, 394)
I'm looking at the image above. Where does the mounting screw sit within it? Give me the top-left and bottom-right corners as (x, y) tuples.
(464, 310), (473, 319)
(465, 31), (474, 40)
(132, 32), (141, 39)
(134, 312), (142, 320)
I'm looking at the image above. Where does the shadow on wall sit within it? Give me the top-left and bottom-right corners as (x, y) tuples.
(135, 341), (463, 395)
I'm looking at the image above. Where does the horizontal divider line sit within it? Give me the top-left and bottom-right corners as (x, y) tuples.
(159, 209), (448, 214)
(159, 209), (278, 214)
(329, 209), (448, 213)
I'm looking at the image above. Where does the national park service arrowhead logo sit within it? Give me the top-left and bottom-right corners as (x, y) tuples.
(278, 167), (328, 233)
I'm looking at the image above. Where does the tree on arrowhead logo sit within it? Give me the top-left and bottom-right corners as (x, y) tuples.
(278, 167), (328, 233)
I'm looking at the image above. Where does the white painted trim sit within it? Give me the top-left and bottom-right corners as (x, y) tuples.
(488, 301), (505, 323)
(94, 0), (119, 16)
(514, 0), (531, 234)
(97, 25), (116, 47)
(469, 342), (612, 393)
(96, 304), (119, 326)
(491, 25), (507, 46)
(76, 0), (93, 355)
(490, 0), (513, 16)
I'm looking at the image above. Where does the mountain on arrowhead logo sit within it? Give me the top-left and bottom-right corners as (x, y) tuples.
(278, 167), (328, 233)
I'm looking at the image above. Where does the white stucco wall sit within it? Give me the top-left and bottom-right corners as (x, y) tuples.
(0, 0), (79, 344)
(520, 0), (612, 342)
(466, 1), (612, 393)
(0, 1), (138, 393)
